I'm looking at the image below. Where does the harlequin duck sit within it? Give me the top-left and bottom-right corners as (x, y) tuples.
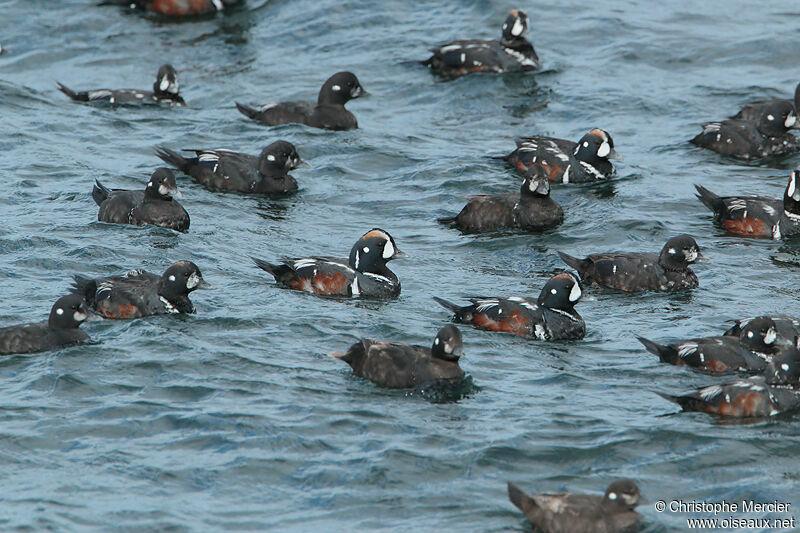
(695, 171), (800, 239)
(329, 325), (465, 389)
(724, 315), (800, 343)
(421, 9), (539, 78)
(93, 168), (189, 232)
(433, 272), (584, 340)
(659, 374), (800, 418)
(507, 479), (642, 533)
(636, 317), (778, 374)
(730, 82), (800, 121)
(498, 129), (617, 183)
(0, 294), (90, 355)
(57, 64), (184, 106)
(100, 0), (241, 16)
(236, 72), (365, 131)
(689, 100), (799, 160)
(252, 229), (403, 299)
(438, 165), (563, 233)
(72, 261), (211, 319)
(155, 141), (301, 195)
(558, 235), (701, 293)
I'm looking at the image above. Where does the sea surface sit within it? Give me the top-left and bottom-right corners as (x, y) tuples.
(2, 0), (800, 531)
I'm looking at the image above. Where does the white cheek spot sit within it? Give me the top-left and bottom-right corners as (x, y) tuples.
(434, 338), (440, 345)
(511, 17), (524, 36)
(109, 96), (115, 104)
(747, 331), (754, 338)
(764, 328), (777, 345)
(668, 248), (676, 255)
(136, 93), (144, 99)
(169, 275), (176, 282)
(583, 141), (589, 148)
(382, 240), (395, 259)
(608, 492), (617, 500)
(362, 246), (370, 253)
(147, 182), (153, 187)
(550, 288), (557, 295)
(782, 363), (790, 371)
(597, 141), (611, 158)
(569, 282), (581, 302)
(786, 114), (797, 128)
(460, 53), (466, 63)
(267, 154), (276, 161)
(56, 308), (64, 315)
(158, 184), (169, 196)
(332, 84), (341, 91)
(159, 78), (170, 92)
(767, 114), (775, 121)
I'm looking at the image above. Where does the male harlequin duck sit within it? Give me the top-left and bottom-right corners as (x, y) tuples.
(730, 82), (800, 122)
(57, 64), (184, 106)
(695, 171), (800, 239)
(689, 100), (799, 160)
(438, 165), (563, 233)
(155, 141), (301, 195)
(636, 316), (778, 374)
(236, 72), (365, 131)
(724, 315), (800, 343)
(498, 129), (617, 183)
(422, 9), (539, 78)
(329, 325), (465, 389)
(659, 373), (800, 418)
(253, 229), (403, 299)
(558, 235), (701, 293)
(0, 294), (90, 355)
(433, 273), (584, 340)
(93, 168), (189, 232)
(507, 479), (643, 533)
(72, 261), (211, 319)
(100, 0), (241, 16)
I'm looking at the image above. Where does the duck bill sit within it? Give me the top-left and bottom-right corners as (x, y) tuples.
(197, 279), (213, 289)
(607, 148), (623, 161)
(392, 250), (409, 259)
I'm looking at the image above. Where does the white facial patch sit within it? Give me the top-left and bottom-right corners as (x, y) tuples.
(786, 114), (797, 128)
(382, 239), (395, 259)
(608, 492), (617, 501)
(569, 282), (581, 302)
(747, 331), (754, 338)
(767, 114), (775, 121)
(158, 184), (170, 196)
(597, 141), (611, 158)
(168, 81), (179, 95)
(434, 337), (440, 345)
(583, 141), (589, 148)
(56, 308), (64, 315)
(159, 77), (170, 92)
(362, 246), (370, 253)
(685, 249), (698, 262)
(511, 17), (524, 36)
(168, 275), (176, 282)
(668, 248), (676, 255)
(764, 328), (777, 345)
(551, 288), (557, 295)
(332, 84), (341, 92)
(73, 311), (88, 322)
(788, 173), (797, 199)
(187, 272), (201, 289)
(782, 363), (790, 371)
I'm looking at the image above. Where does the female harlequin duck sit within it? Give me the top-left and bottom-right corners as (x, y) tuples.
(439, 165), (563, 233)
(689, 100), (799, 160)
(93, 168), (189, 232)
(695, 171), (800, 239)
(659, 373), (800, 418)
(236, 72), (365, 131)
(730, 81), (800, 122)
(498, 129), (617, 183)
(422, 9), (539, 78)
(558, 235), (701, 293)
(253, 229), (403, 299)
(507, 479), (642, 533)
(724, 315), (800, 343)
(636, 316), (778, 374)
(433, 272), (584, 340)
(100, 0), (241, 16)
(57, 64), (184, 106)
(155, 141), (301, 195)
(72, 261), (211, 319)
(0, 294), (90, 355)
(329, 325), (465, 389)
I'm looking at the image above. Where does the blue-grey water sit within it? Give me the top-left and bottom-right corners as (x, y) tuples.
(2, 0), (800, 531)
